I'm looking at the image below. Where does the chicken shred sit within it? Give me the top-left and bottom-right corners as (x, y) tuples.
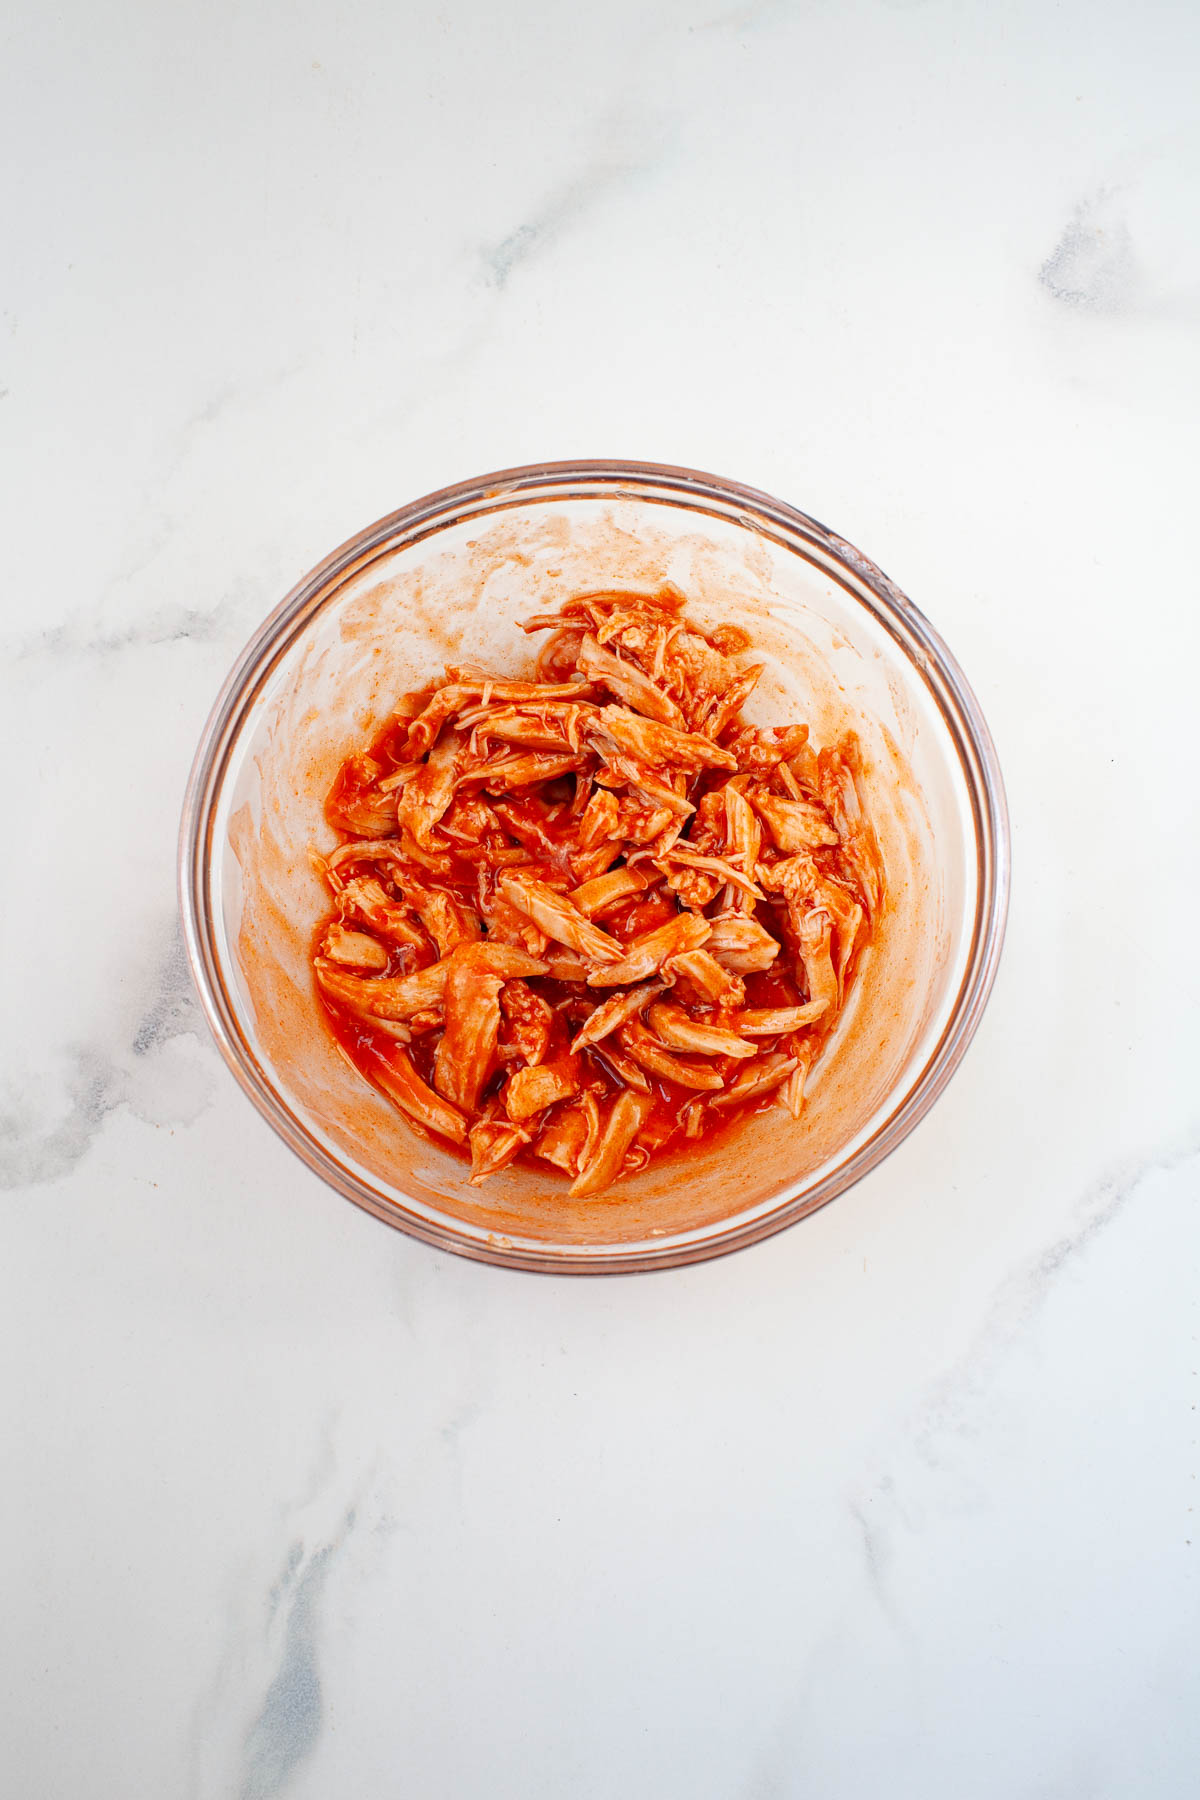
(468, 1116), (529, 1184)
(499, 979), (553, 1067)
(646, 1003), (756, 1060)
(322, 924), (390, 970)
(569, 866), (655, 918)
(584, 912), (711, 987)
(313, 584), (882, 1195)
(617, 1019), (728, 1091)
(532, 1099), (593, 1174)
(364, 1042), (468, 1142)
(569, 1090), (655, 1197)
(433, 951), (506, 1114)
(504, 1057), (582, 1124)
(749, 790), (840, 853)
(500, 874), (624, 963)
(705, 913), (781, 974)
(666, 948), (746, 1010)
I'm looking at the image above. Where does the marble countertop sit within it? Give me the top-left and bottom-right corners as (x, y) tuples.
(4, 2), (1198, 1795)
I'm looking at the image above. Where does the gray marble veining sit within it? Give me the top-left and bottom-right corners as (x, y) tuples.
(3, 1), (1199, 1795)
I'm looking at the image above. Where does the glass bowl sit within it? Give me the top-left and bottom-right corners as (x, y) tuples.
(179, 462), (1009, 1273)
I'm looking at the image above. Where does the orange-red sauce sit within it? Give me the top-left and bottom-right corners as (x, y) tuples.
(318, 962), (777, 1178)
(312, 625), (876, 1187)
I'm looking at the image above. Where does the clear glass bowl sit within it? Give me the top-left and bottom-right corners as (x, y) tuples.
(179, 462), (1009, 1273)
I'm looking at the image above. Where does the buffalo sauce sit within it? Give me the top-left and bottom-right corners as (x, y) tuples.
(309, 589), (882, 1196)
(318, 959), (775, 1180)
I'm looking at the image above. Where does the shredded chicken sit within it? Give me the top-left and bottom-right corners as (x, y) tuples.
(322, 924), (390, 971)
(504, 1057), (582, 1123)
(569, 980), (665, 1052)
(499, 978), (553, 1067)
(646, 1003), (756, 1060)
(312, 584), (882, 1194)
(749, 790), (840, 853)
(584, 912), (710, 987)
(666, 948), (746, 1010)
(616, 1018), (729, 1091)
(499, 874), (623, 963)
(569, 1089), (655, 1197)
(569, 866), (654, 918)
(705, 913), (781, 974)
(709, 1053), (800, 1108)
(313, 957), (450, 1022)
(468, 1113), (529, 1183)
(532, 1099), (594, 1174)
(736, 1004), (827, 1034)
(573, 634), (686, 727)
(361, 1041), (468, 1142)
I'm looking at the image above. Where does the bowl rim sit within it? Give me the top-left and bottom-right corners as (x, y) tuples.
(178, 458), (1010, 1274)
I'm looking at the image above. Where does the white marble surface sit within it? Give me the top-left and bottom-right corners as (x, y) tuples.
(3, 1), (1198, 1794)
